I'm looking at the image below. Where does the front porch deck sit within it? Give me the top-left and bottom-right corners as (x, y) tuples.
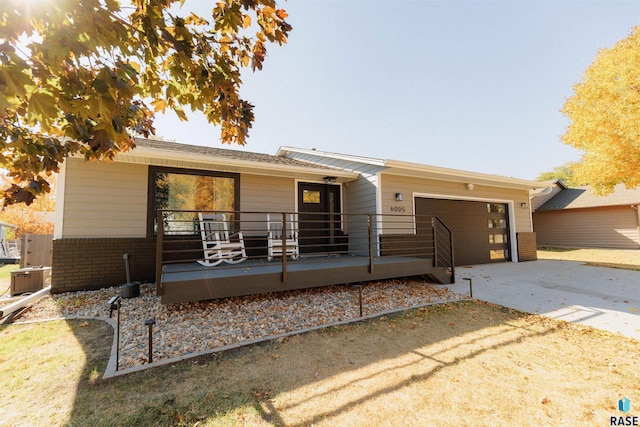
(160, 255), (442, 304)
(155, 210), (455, 304)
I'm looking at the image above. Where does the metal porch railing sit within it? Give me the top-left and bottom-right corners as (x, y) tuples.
(155, 210), (455, 295)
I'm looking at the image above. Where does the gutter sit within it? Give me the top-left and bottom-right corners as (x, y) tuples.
(383, 159), (545, 190)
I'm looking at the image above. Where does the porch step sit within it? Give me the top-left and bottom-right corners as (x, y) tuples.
(425, 267), (454, 285)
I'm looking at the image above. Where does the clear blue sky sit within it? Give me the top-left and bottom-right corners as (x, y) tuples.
(153, 0), (640, 180)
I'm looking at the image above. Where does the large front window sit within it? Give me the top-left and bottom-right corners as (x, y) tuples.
(149, 167), (239, 235)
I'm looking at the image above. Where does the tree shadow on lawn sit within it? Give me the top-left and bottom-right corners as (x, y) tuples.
(60, 300), (630, 427)
(0, 318), (113, 426)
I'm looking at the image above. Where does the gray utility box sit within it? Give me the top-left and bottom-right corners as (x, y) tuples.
(10, 266), (52, 296)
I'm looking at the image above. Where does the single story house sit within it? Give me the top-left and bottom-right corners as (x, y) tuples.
(533, 182), (640, 249)
(53, 139), (544, 303)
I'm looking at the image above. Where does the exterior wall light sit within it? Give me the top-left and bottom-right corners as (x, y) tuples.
(520, 202), (527, 208)
(395, 193), (403, 201)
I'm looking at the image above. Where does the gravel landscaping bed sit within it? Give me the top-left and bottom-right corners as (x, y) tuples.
(8, 279), (464, 369)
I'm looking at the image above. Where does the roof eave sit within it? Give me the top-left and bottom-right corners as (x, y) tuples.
(277, 146), (386, 167)
(538, 202), (640, 212)
(383, 160), (545, 190)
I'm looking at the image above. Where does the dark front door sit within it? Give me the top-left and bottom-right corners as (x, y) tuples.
(298, 182), (342, 254)
(415, 198), (510, 265)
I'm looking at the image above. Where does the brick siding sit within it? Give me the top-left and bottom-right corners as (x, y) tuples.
(516, 232), (537, 262)
(51, 238), (156, 293)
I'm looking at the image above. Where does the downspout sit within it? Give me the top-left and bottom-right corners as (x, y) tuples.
(374, 172), (383, 256)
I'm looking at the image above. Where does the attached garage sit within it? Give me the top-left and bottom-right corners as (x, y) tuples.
(278, 146), (543, 266)
(415, 198), (511, 265)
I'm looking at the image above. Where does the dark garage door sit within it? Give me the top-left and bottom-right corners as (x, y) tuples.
(415, 198), (510, 266)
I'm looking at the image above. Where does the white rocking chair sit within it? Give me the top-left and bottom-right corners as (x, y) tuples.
(197, 213), (247, 267)
(267, 214), (299, 262)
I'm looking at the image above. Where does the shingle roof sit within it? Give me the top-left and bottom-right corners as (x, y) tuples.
(536, 184), (640, 211)
(279, 146), (544, 190)
(134, 138), (332, 170)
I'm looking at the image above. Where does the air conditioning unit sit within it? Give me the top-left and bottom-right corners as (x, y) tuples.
(10, 266), (52, 296)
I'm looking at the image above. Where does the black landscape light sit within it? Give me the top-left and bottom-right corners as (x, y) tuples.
(145, 318), (156, 363)
(108, 296), (121, 318)
(352, 284), (363, 317)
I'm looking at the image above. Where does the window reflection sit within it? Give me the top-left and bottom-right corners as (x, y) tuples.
(153, 172), (236, 235)
(303, 190), (321, 204)
(489, 234), (507, 244)
(487, 203), (506, 214)
(488, 219), (506, 229)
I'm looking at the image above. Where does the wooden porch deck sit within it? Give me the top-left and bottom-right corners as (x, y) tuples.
(159, 255), (447, 304)
(155, 210), (455, 304)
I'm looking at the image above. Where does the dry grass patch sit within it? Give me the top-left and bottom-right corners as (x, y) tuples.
(538, 247), (640, 270)
(0, 263), (19, 297)
(1, 301), (638, 426)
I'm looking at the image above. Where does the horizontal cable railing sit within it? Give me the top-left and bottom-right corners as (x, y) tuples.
(432, 216), (455, 278)
(155, 210), (454, 294)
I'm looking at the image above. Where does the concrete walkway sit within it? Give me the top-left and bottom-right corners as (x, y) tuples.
(448, 260), (640, 341)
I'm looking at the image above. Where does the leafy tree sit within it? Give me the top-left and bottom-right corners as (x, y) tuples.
(0, 208), (54, 238)
(0, 0), (291, 205)
(536, 161), (580, 188)
(0, 172), (55, 237)
(561, 25), (640, 195)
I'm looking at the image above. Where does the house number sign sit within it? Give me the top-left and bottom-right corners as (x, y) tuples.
(390, 206), (406, 212)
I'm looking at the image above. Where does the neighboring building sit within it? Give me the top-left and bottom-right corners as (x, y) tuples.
(53, 139), (545, 301)
(533, 183), (640, 249)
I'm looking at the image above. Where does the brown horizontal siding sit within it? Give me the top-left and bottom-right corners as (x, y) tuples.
(379, 234), (432, 258)
(533, 207), (640, 249)
(52, 238), (156, 293)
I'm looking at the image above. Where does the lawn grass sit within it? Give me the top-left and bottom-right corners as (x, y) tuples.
(0, 263), (20, 297)
(1, 301), (638, 426)
(0, 319), (113, 425)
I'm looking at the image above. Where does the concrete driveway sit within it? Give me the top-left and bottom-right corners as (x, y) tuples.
(448, 260), (640, 341)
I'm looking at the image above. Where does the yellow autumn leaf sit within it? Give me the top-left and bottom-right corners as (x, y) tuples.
(27, 91), (59, 130)
(151, 98), (168, 113)
(562, 25), (640, 193)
